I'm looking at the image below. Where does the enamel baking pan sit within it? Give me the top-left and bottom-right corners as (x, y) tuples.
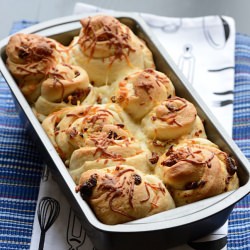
(0, 13), (249, 250)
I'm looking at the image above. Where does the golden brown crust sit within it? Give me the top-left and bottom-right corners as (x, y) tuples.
(141, 97), (206, 155)
(69, 15), (155, 86)
(42, 104), (124, 160)
(34, 63), (91, 120)
(113, 68), (175, 120)
(155, 138), (239, 206)
(6, 33), (67, 102)
(76, 165), (175, 224)
(142, 97), (198, 140)
(42, 104), (152, 183)
(69, 142), (151, 184)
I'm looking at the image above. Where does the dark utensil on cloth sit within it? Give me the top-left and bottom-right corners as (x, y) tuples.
(208, 66), (234, 72)
(213, 99), (233, 107)
(37, 197), (60, 250)
(41, 164), (49, 182)
(213, 90), (234, 95)
(67, 208), (86, 250)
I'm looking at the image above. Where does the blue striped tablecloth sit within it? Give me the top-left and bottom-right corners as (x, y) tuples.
(0, 21), (249, 250)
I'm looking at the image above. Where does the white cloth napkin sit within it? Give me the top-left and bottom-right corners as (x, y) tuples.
(30, 3), (235, 250)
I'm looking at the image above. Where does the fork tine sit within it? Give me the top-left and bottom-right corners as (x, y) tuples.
(213, 99), (233, 107)
(213, 90), (234, 95)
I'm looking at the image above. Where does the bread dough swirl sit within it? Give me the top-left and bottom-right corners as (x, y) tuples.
(142, 96), (206, 139)
(42, 104), (124, 160)
(34, 63), (92, 120)
(76, 165), (175, 224)
(6, 33), (67, 102)
(155, 138), (239, 206)
(42, 104), (151, 183)
(69, 15), (155, 86)
(114, 68), (175, 120)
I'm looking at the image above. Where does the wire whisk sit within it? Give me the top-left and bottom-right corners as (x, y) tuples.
(37, 197), (60, 250)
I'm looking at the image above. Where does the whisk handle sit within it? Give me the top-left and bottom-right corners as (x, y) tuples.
(38, 231), (46, 250)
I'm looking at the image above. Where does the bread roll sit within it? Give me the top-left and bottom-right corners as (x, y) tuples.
(6, 33), (67, 102)
(34, 63), (92, 121)
(142, 97), (205, 140)
(141, 97), (206, 154)
(155, 138), (239, 206)
(42, 104), (123, 160)
(113, 68), (175, 120)
(42, 104), (151, 182)
(69, 15), (155, 86)
(76, 165), (175, 224)
(69, 142), (151, 184)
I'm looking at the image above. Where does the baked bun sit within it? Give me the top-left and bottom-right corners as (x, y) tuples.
(76, 165), (175, 224)
(113, 68), (175, 120)
(6, 33), (67, 102)
(42, 104), (123, 160)
(142, 97), (205, 140)
(42, 104), (151, 182)
(34, 63), (92, 121)
(155, 138), (239, 206)
(68, 118), (152, 183)
(69, 139), (151, 184)
(69, 15), (155, 86)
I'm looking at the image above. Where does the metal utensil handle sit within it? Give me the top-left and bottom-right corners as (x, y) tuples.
(38, 230), (46, 250)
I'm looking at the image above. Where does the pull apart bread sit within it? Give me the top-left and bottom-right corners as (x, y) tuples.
(69, 15), (155, 86)
(6, 14), (239, 225)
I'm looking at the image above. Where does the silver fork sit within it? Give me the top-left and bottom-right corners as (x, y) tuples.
(213, 99), (233, 107)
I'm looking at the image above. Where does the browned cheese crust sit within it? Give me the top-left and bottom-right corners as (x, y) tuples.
(76, 165), (175, 224)
(155, 138), (239, 206)
(69, 15), (155, 86)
